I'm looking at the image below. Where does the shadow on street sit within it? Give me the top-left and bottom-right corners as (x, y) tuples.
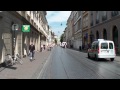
(1, 65), (17, 70)
(86, 57), (110, 62)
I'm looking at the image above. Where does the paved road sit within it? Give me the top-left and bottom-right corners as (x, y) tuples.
(37, 46), (120, 79)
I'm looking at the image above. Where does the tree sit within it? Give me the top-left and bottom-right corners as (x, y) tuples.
(60, 34), (64, 43)
(55, 38), (57, 45)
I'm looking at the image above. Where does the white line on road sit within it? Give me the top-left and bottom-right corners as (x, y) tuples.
(36, 48), (53, 79)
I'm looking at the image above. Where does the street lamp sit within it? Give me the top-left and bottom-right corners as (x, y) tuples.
(12, 23), (19, 58)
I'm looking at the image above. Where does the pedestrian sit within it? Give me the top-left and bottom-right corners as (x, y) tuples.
(64, 42), (67, 48)
(43, 45), (46, 50)
(41, 45), (43, 52)
(29, 42), (35, 61)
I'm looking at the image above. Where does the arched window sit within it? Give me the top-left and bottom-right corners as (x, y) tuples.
(96, 31), (99, 39)
(112, 26), (118, 53)
(103, 29), (107, 40)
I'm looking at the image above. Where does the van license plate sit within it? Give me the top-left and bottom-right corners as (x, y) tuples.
(101, 50), (108, 53)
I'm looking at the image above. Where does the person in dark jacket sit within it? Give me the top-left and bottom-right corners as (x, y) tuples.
(29, 42), (35, 61)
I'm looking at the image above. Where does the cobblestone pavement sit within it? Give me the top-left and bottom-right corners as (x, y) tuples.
(0, 50), (51, 79)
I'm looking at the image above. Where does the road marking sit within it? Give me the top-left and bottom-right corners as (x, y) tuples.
(36, 48), (54, 79)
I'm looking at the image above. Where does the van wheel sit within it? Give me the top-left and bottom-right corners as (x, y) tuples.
(88, 53), (90, 58)
(110, 58), (114, 61)
(95, 55), (99, 61)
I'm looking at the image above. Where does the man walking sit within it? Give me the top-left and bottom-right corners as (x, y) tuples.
(29, 42), (35, 61)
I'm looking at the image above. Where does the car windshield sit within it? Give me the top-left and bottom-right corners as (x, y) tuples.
(101, 43), (108, 49)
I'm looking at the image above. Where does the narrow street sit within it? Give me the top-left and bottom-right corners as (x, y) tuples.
(0, 46), (120, 79)
(37, 46), (120, 79)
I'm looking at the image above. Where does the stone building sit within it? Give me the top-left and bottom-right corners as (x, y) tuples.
(0, 11), (49, 64)
(90, 11), (120, 54)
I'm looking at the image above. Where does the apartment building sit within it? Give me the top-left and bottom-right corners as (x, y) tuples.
(0, 11), (49, 64)
(63, 27), (68, 42)
(73, 11), (82, 49)
(66, 12), (74, 48)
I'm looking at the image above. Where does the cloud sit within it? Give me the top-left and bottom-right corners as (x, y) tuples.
(46, 11), (71, 23)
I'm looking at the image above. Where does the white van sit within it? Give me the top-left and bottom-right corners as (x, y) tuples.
(87, 39), (116, 61)
(61, 42), (67, 48)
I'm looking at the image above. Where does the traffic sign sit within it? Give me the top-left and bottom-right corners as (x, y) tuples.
(22, 25), (30, 32)
(12, 24), (19, 31)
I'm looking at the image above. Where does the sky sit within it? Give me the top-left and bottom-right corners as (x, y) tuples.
(46, 11), (71, 38)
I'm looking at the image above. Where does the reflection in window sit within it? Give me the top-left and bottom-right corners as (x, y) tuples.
(111, 11), (119, 17)
(109, 43), (113, 49)
(101, 43), (108, 49)
(96, 11), (99, 24)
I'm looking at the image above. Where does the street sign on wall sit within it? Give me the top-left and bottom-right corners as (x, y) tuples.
(12, 24), (19, 31)
(22, 25), (30, 32)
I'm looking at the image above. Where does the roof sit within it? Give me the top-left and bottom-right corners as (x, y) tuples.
(94, 39), (113, 42)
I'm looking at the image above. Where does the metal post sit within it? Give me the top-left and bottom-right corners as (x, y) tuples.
(13, 25), (16, 59)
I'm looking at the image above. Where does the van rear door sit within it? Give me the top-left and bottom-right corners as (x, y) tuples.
(100, 42), (109, 55)
(108, 42), (115, 55)
(100, 41), (115, 56)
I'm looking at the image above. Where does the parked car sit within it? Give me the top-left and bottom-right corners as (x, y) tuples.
(87, 39), (116, 61)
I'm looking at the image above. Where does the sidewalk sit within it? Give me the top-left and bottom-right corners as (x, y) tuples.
(0, 50), (51, 79)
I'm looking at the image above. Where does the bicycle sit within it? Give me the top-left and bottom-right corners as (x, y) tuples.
(14, 54), (23, 65)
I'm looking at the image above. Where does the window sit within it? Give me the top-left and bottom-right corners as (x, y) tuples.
(101, 43), (108, 49)
(91, 12), (93, 26)
(96, 11), (99, 20)
(96, 43), (99, 49)
(102, 11), (107, 21)
(92, 43), (96, 49)
(78, 11), (81, 16)
(74, 23), (77, 32)
(109, 43), (113, 49)
(103, 11), (107, 16)
(83, 17), (85, 28)
(86, 16), (88, 27)
(111, 11), (119, 17)
(83, 15), (88, 28)
(78, 18), (81, 30)
(96, 11), (99, 24)
(74, 12), (78, 22)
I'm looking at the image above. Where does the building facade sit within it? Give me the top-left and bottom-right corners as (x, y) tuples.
(0, 11), (49, 64)
(66, 12), (74, 48)
(63, 27), (68, 42)
(82, 11), (91, 50)
(73, 11), (82, 49)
